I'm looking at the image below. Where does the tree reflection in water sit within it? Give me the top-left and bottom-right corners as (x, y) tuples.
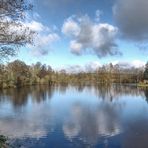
(144, 89), (148, 103)
(0, 85), (148, 147)
(0, 85), (55, 108)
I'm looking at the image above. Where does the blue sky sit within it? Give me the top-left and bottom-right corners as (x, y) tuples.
(11, 0), (148, 69)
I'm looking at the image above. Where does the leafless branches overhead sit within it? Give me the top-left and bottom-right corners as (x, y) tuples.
(0, 0), (34, 61)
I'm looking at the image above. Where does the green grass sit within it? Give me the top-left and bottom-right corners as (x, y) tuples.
(137, 83), (148, 87)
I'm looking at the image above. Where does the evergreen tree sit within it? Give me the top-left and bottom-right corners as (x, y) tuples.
(144, 62), (148, 80)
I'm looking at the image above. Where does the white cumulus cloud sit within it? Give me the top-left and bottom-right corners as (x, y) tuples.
(70, 40), (82, 55)
(113, 0), (148, 42)
(85, 61), (101, 72)
(25, 21), (50, 32)
(62, 18), (80, 37)
(111, 60), (145, 68)
(62, 15), (119, 57)
(26, 20), (60, 56)
(131, 60), (145, 68)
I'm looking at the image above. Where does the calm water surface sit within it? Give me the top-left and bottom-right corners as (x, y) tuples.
(0, 85), (148, 148)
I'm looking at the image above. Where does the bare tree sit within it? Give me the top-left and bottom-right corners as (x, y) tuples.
(0, 0), (34, 61)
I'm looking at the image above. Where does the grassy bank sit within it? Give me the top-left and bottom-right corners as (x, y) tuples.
(137, 83), (148, 87)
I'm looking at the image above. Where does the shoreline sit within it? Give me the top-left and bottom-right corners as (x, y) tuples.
(137, 83), (148, 87)
(1, 82), (148, 90)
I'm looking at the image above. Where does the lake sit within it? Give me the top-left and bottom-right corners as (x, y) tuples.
(0, 84), (148, 148)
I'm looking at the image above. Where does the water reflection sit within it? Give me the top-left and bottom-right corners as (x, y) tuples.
(0, 85), (54, 108)
(93, 84), (144, 101)
(144, 89), (148, 103)
(0, 85), (148, 147)
(63, 101), (122, 145)
(122, 116), (148, 148)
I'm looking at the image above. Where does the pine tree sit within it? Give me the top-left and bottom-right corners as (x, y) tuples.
(144, 62), (148, 80)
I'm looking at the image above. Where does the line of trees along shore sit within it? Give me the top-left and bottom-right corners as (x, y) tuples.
(0, 60), (147, 89)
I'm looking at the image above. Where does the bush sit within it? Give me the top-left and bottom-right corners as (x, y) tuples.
(0, 135), (7, 148)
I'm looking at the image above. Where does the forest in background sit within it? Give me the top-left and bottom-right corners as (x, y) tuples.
(0, 60), (147, 89)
